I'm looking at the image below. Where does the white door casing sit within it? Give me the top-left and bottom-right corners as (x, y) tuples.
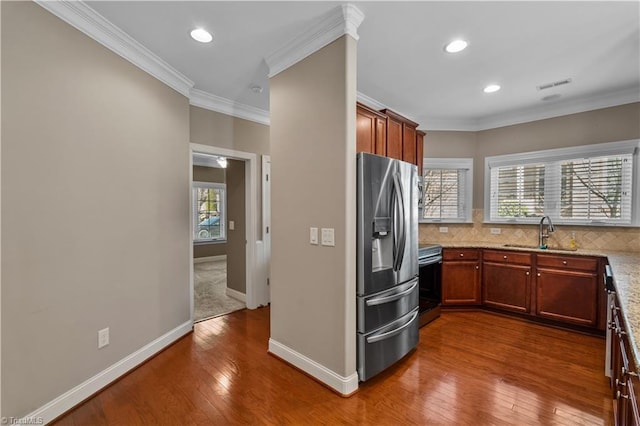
(262, 155), (271, 304)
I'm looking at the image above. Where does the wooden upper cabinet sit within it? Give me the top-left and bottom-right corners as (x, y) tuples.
(357, 104), (422, 170)
(384, 114), (403, 160)
(416, 130), (425, 175)
(403, 125), (417, 165)
(356, 102), (387, 156)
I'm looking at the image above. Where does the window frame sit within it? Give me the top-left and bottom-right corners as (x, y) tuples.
(420, 158), (474, 224)
(484, 139), (640, 227)
(193, 181), (227, 244)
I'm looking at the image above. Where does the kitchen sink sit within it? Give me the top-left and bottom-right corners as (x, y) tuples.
(502, 244), (577, 252)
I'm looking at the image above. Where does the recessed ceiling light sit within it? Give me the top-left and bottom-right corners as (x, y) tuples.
(190, 28), (213, 43)
(251, 85), (263, 94)
(444, 39), (468, 53)
(483, 84), (501, 93)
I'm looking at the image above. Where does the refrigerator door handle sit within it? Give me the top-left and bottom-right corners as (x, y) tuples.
(365, 279), (418, 307)
(392, 172), (406, 271)
(366, 310), (419, 344)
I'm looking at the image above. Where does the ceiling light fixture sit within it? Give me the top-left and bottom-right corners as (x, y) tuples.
(190, 28), (213, 43)
(251, 85), (263, 94)
(444, 39), (468, 53)
(483, 84), (501, 93)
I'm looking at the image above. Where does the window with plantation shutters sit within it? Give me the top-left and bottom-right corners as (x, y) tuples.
(559, 154), (633, 222)
(485, 140), (639, 226)
(421, 158), (473, 223)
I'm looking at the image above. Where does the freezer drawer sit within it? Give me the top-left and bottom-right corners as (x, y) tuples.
(357, 277), (419, 334)
(357, 307), (419, 382)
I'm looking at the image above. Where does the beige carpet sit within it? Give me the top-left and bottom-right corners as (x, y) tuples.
(194, 260), (245, 322)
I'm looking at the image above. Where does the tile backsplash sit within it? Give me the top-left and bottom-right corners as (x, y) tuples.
(419, 209), (640, 253)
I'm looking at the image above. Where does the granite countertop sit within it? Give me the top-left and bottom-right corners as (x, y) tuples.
(434, 242), (640, 371)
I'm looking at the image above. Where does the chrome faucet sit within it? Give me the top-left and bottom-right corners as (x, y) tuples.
(539, 216), (555, 248)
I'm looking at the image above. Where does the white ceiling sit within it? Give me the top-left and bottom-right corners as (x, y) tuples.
(87, 1), (640, 131)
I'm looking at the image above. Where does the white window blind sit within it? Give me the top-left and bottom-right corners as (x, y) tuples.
(559, 154), (633, 222)
(485, 140), (639, 226)
(490, 163), (545, 220)
(421, 158), (473, 222)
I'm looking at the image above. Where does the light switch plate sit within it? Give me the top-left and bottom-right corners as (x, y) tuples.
(321, 228), (335, 246)
(490, 228), (501, 235)
(229, 220), (235, 231)
(439, 227), (449, 233)
(310, 227), (318, 245)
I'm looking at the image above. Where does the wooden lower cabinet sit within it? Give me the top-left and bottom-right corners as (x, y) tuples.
(442, 249), (481, 305)
(535, 253), (603, 328)
(536, 267), (598, 327)
(610, 295), (640, 425)
(483, 262), (531, 313)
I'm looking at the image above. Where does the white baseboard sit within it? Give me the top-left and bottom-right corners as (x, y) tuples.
(194, 255), (226, 264)
(27, 321), (193, 424)
(225, 287), (246, 303)
(268, 338), (359, 396)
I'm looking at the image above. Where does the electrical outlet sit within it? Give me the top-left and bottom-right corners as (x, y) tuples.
(98, 328), (109, 349)
(310, 227), (318, 245)
(439, 227), (449, 233)
(490, 228), (502, 235)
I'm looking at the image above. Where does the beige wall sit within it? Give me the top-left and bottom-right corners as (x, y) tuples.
(190, 106), (269, 239)
(2, 2), (190, 417)
(193, 166), (227, 258)
(420, 103), (640, 252)
(225, 159), (246, 293)
(270, 35), (357, 379)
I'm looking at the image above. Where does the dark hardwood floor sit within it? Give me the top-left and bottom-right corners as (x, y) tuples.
(53, 308), (613, 425)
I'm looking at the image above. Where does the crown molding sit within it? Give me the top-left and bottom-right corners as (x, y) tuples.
(356, 91), (387, 111)
(35, 0), (194, 97)
(474, 86), (640, 131)
(266, 4), (364, 78)
(189, 89), (271, 126)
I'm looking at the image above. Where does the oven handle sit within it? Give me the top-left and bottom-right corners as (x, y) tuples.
(366, 310), (418, 344)
(366, 279), (418, 307)
(418, 255), (443, 267)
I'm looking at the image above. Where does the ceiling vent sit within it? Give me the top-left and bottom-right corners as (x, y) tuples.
(537, 78), (572, 91)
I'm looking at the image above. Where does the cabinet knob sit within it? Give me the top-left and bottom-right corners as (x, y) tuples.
(617, 390), (630, 400)
(526, 271), (530, 276)
(616, 378), (628, 388)
(459, 253), (464, 257)
(475, 265), (479, 270)
(503, 255), (507, 259)
(562, 260), (567, 265)
(537, 273), (541, 277)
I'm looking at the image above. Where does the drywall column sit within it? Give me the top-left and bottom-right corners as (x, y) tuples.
(269, 35), (358, 394)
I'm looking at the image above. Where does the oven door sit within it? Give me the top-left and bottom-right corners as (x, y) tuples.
(418, 255), (442, 325)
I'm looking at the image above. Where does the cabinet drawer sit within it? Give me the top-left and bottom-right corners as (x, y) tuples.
(443, 248), (480, 261)
(536, 254), (598, 272)
(483, 250), (531, 265)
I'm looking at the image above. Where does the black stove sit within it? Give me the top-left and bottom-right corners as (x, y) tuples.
(418, 244), (443, 327)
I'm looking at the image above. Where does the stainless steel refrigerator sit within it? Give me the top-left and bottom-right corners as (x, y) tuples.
(357, 152), (419, 382)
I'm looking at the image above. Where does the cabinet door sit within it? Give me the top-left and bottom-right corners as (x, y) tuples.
(356, 106), (377, 154)
(483, 262), (531, 313)
(386, 117), (403, 160)
(416, 131), (425, 176)
(442, 261), (481, 305)
(402, 124), (417, 165)
(375, 116), (387, 156)
(536, 268), (598, 326)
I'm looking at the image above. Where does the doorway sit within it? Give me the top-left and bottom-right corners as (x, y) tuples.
(189, 143), (264, 324)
